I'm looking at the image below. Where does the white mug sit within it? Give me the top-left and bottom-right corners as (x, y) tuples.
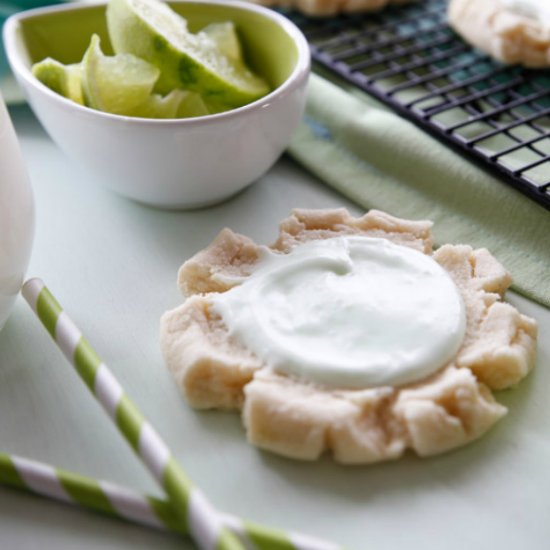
(0, 93), (34, 330)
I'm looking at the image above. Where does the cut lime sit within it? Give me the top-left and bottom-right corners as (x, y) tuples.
(201, 21), (242, 63)
(32, 58), (85, 105)
(81, 34), (160, 115)
(106, 0), (270, 108)
(128, 89), (209, 118)
(176, 91), (210, 118)
(128, 89), (183, 118)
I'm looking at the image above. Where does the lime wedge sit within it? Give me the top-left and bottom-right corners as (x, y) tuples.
(176, 91), (210, 118)
(201, 21), (242, 63)
(81, 34), (160, 115)
(32, 58), (85, 105)
(106, 0), (270, 108)
(128, 89), (209, 118)
(128, 89), (183, 118)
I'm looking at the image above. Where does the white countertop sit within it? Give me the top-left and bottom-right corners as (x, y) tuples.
(1, 104), (549, 550)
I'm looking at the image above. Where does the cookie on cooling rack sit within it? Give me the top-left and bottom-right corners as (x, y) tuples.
(160, 209), (537, 464)
(248, 0), (413, 17)
(449, 0), (550, 67)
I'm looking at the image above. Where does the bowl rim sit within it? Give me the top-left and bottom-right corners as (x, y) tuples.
(3, 0), (310, 125)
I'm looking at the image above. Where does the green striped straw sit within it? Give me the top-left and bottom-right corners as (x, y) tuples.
(0, 452), (340, 550)
(22, 278), (244, 550)
(0, 452), (184, 535)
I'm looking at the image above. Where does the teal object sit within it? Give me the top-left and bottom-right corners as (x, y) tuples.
(0, 17), (8, 77)
(0, 1), (64, 77)
(2, 0), (60, 9)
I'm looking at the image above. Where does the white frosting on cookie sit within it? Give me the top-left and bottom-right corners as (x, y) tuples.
(502, 0), (550, 23)
(211, 236), (466, 388)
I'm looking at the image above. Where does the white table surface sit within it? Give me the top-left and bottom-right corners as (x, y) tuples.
(1, 104), (549, 550)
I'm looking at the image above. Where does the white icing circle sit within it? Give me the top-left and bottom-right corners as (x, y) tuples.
(211, 236), (466, 388)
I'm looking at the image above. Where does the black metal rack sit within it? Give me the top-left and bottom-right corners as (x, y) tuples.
(287, 0), (550, 211)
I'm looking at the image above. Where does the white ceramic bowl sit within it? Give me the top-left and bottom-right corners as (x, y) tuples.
(3, 0), (310, 209)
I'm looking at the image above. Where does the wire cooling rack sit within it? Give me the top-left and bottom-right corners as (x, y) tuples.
(286, 0), (550, 211)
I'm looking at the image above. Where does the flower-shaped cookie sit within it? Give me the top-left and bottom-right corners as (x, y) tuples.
(449, 0), (550, 67)
(160, 209), (537, 464)
(247, 0), (412, 17)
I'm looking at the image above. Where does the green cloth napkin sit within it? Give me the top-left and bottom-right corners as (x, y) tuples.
(288, 73), (550, 309)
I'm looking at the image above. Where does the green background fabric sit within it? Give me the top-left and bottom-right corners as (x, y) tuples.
(289, 73), (550, 308)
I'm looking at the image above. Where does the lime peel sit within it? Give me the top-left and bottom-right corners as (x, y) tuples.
(32, 58), (85, 105)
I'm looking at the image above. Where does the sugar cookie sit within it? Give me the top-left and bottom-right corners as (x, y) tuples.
(449, 0), (550, 67)
(247, 0), (413, 17)
(160, 209), (537, 463)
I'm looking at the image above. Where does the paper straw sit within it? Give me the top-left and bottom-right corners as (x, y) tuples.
(0, 452), (341, 550)
(22, 278), (244, 550)
(0, 452), (183, 534)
